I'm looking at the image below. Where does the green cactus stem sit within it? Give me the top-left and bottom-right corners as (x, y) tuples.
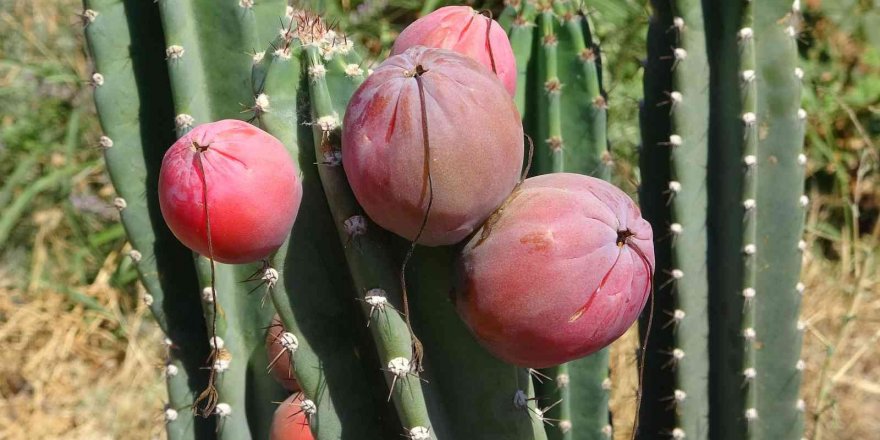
(249, 14), (399, 440)
(81, 1), (211, 438)
(751, 1), (808, 438)
(639, 0), (712, 438)
(300, 26), (437, 439)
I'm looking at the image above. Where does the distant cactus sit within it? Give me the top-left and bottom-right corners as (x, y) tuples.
(639, 1), (808, 439)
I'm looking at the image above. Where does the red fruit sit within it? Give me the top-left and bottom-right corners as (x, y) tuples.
(455, 173), (655, 368)
(158, 120), (301, 264)
(342, 47), (524, 246)
(270, 393), (314, 440)
(267, 314), (299, 392)
(392, 6), (517, 96)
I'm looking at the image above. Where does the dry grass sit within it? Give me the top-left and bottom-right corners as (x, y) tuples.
(0, 283), (166, 440)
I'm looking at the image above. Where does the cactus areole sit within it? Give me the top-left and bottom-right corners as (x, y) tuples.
(342, 46), (524, 246)
(455, 173), (655, 368)
(158, 120), (302, 264)
(391, 6), (517, 96)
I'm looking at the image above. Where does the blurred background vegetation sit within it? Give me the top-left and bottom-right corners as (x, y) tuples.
(0, 0), (876, 438)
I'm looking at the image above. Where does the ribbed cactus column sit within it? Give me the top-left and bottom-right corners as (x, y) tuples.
(643, 0), (809, 438)
(299, 25), (437, 439)
(704, 0), (750, 435)
(752, 1), (809, 438)
(81, 1), (212, 438)
(248, 15), (398, 440)
(639, 0), (711, 438)
(504, 2), (613, 439)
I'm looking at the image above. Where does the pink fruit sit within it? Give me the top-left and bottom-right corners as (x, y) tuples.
(270, 393), (314, 440)
(267, 314), (299, 392)
(455, 173), (655, 368)
(342, 47), (524, 246)
(392, 6), (517, 96)
(158, 120), (302, 264)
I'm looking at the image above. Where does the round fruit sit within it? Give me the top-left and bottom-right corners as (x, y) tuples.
(158, 119), (301, 264)
(270, 393), (314, 440)
(392, 6), (517, 96)
(267, 314), (299, 392)
(342, 47), (523, 246)
(455, 173), (655, 368)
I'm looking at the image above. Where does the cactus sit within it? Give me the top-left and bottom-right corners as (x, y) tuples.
(639, 1), (808, 439)
(83, 1), (808, 439)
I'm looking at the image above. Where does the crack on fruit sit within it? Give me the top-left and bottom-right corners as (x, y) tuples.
(479, 10), (499, 74)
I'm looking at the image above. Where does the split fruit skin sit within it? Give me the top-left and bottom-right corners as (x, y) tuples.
(342, 46), (524, 246)
(391, 5), (517, 96)
(455, 173), (655, 368)
(158, 120), (302, 264)
(267, 314), (299, 392)
(270, 393), (314, 440)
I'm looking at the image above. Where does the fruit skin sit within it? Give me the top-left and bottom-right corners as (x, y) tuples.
(158, 119), (302, 264)
(455, 173), (654, 368)
(270, 393), (315, 440)
(342, 46), (524, 246)
(392, 6), (517, 96)
(267, 314), (300, 392)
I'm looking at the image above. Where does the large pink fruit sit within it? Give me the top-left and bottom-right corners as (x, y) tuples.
(392, 6), (517, 96)
(159, 120), (301, 264)
(342, 47), (523, 246)
(270, 393), (314, 440)
(455, 173), (655, 368)
(267, 314), (299, 392)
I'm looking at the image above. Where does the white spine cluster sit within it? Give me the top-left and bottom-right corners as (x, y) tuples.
(214, 403), (232, 417)
(344, 215), (367, 237)
(254, 93), (270, 113)
(165, 408), (179, 422)
(345, 64), (364, 78)
(308, 64), (326, 79)
(208, 336), (225, 350)
(408, 427), (431, 440)
(278, 332), (299, 353)
(100, 136), (114, 148)
(175, 114), (194, 129)
(166, 45), (185, 60)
